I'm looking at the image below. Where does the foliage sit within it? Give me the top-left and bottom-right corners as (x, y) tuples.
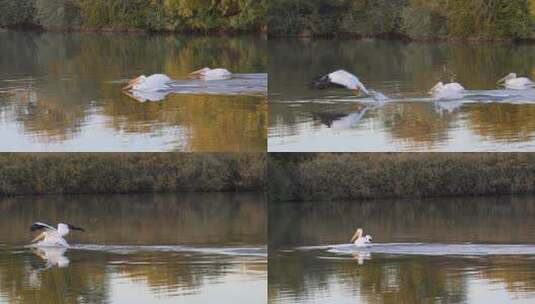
(77, 0), (166, 30)
(0, 153), (265, 195)
(0, 0), (265, 32)
(164, 0), (267, 32)
(35, 0), (80, 29)
(268, 153), (535, 202)
(447, 0), (531, 39)
(340, 0), (407, 36)
(0, 0), (36, 28)
(269, 0), (534, 39)
(401, 0), (448, 38)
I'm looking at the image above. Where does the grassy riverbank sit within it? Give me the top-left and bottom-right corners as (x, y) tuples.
(269, 153), (535, 202)
(269, 0), (535, 41)
(0, 153), (265, 195)
(0, 0), (266, 34)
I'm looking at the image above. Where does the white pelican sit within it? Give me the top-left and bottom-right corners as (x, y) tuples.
(30, 222), (85, 248)
(350, 228), (373, 247)
(428, 81), (465, 100)
(123, 74), (172, 92)
(32, 246), (70, 268)
(313, 70), (370, 95)
(497, 73), (535, 90)
(189, 67), (232, 80)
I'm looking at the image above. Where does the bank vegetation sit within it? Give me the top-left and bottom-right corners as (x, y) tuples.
(0, 153), (264, 196)
(0, 0), (266, 34)
(269, 153), (535, 201)
(269, 0), (535, 40)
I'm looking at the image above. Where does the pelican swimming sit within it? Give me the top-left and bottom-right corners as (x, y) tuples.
(312, 70), (370, 95)
(350, 228), (373, 247)
(497, 73), (535, 90)
(428, 82), (466, 100)
(30, 222), (85, 248)
(123, 74), (172, 92)
(189, 67), (232, 80)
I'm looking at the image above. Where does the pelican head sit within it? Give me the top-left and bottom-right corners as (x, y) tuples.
(56, 223), (85, 237)
(123, 75), (147, 91)
(497, 73), (517, 84)
(351, 228), (364, 243)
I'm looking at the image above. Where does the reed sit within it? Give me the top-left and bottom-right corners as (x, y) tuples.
(0, 0), (266, 33)
(268, 0), (533, 40)
(0, 153), (265, 195)
(268, 153), (535, 202)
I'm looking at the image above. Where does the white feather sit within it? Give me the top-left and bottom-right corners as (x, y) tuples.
(429, 82), (465, 100)
(132, 74), (172, 92)
(328, 70), (369, 94)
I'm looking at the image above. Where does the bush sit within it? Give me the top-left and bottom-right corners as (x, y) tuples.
(268, 153), (535, 202)
(269, 0), (534, 39)
(164, 0), (266, 32)
(1, 0), (265, 32)
(35, 0), (80, 29)
(0, 0), (36, 28)
(401, 0), (448, 39)
(77, 0), (166, 30)
(0, 153), (265, 196)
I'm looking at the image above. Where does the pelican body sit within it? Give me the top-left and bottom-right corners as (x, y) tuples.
(350, 228), (373, 247)
(30, 222), (85, 248)
(123, 74), (172, 92)
(428, 82), (465, 100)
(32, 247), (70, 268)
(312, 70), (370, 95)
(497, 73), (535, 90)
(189, 67), (232, 81)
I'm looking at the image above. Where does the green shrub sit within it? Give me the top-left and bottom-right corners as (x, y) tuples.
(269, 0), (534, 39)
(35, 0), (80, 29)
(77, 0), (166, 30)
(164, 0), (266, 32)
(401, 0), (448, 39)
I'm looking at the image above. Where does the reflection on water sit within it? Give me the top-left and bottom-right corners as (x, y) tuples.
(269, 196), (535, 304)
(0, 193), (266, 303)
(0, 32), (267, 152)
(268, 39), (535, 151)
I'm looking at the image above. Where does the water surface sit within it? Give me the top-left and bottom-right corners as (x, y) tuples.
(269, 39), (535, 151)
(0, 193), (266, 303)
(269, 195), (535, 304)
(0, 32), (267, 152)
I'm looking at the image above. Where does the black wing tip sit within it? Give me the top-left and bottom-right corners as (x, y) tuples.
(310, 75), (331, 89)
(30, 223), (45, 231)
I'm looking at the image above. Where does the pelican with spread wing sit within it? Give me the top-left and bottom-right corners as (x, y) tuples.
(30, 222), (85, 248)
(312, 70), (370, 95)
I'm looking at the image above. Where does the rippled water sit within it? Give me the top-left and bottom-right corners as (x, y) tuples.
(0, 32), (267, 152)
(269, 195), (535, 304)
(269, 39), (535, 151)
(0, 193), (266, 304)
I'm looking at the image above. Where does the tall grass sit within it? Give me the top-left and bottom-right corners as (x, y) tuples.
(268, 153), (535, 202)
(0, 0), (266, 33)
(0, 153), (264, 196)
(268, 0), (533, 40)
